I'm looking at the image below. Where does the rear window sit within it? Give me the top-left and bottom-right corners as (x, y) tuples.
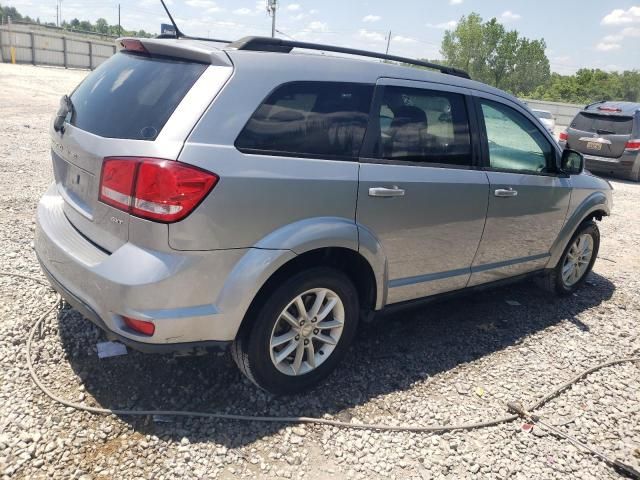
(235, 81), (374, 159)
(69, 52), (207, 140)
(570, 112), (633, 135)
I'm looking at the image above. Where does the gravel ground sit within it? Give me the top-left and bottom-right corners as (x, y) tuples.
(0, 63), (639, 480)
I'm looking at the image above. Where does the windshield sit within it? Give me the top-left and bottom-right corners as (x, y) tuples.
(570, 112), (633, 135)
(69, 52), (207, 140)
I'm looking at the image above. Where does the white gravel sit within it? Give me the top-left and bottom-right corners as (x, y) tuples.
(0, 63), (639, 480)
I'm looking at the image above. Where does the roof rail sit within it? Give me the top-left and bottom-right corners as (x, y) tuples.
(228, 36), (471, 79)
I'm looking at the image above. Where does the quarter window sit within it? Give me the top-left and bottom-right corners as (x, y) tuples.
(372, 86), (472, 166)
(480, 100), (555, 173)
(235, 82), (374, 159)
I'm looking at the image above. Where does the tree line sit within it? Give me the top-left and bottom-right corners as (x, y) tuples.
(0, 4), (152, 38)
(438, 13), (640, 104)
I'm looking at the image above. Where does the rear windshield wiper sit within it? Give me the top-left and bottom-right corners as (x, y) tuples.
(53, 95), (74, 133)
(595, 128), (615, 135)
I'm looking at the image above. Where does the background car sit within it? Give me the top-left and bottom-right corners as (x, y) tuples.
(559, 101), (640, 181)
(531, 108), (556, 134)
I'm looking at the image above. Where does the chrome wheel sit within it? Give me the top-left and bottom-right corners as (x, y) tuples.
(269, 288), (345, 376)
(562, 233), (594, 287)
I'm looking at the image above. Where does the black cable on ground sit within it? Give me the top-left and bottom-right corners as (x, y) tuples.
(3, 271), (639, 436)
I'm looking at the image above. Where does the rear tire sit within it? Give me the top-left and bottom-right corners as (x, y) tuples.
(538, 220), (600, 296)
(231, 267), (359, 395)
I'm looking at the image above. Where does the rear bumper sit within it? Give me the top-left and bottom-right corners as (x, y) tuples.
(39, 259), (229, 353)
(583, 152), (639, 180)
(35, 183), (249, 349)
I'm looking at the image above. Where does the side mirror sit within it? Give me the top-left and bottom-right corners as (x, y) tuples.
(561, 149), (584, 175)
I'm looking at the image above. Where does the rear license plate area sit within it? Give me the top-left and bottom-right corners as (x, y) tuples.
(586, 141), (602, 151)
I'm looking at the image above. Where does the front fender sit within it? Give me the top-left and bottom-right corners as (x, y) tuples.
(547, 190), (610, 268)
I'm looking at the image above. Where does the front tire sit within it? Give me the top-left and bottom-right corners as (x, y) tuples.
(231, 267), (359, 395)
(543, 220), (600, 296)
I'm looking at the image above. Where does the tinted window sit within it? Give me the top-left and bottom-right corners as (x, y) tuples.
(481, 101), (554, 173)
(373, 86), (472, 166)
(571, 112), (633, 135)
(236, 82), (374, 159)
(70, 52), (207, 140)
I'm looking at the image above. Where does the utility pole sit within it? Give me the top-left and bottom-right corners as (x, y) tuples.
(385, 30), (392, 55)
(267, 0), (277, 38)
(56, 3), (59, 27)
(58, 0), (63, 27)
(118, 4), (121, 36)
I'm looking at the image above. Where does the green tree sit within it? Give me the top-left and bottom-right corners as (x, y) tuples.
(440, 13), (550, 96)
(95, 17), (109, 34)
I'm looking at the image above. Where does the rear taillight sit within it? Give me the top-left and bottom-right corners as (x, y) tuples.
(559, 131), (568, 141)
(597, 106), (622, 112)
(625, 139), (640, 151)
(99, 157), (218, 223)
(123, 316), (155, 336)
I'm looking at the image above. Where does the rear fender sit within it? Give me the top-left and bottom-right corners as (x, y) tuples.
(215, 217), (388, 338)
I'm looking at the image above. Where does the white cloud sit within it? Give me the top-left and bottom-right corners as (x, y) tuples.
(622, 26), (640, 37)
(500, 11), (521, 23)
(603, 34), (623, 43)
(427, 20), (457, 29)
(596, 42), (622, 52)
(309, 9), (319, 15)
(362, 14), (381, 23)
(232, 7), (252, 15)
(595, 25), (640, 52)
(449, 0), (463, 4)
(355, 29), (386, 43)
(287, 3), (301, 11)
(307, 21), (329, 32)
(601, 6), (640, 25)
(185, 0), (217, 8)
(291, 13), (308, 21)
(392, 35), (417, 44)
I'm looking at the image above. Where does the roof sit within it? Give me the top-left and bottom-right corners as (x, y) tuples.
(583, 101), (640, 116)
(126, 36), (523, 106)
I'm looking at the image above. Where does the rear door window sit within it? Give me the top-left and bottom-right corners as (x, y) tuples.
(571, 113), (633, 135)
(70, 52), (207, 140)
(235, 82), (374, 159)
(371, 86), (472, 167)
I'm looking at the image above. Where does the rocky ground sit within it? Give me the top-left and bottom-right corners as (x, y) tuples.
(0, 63), (638, 479)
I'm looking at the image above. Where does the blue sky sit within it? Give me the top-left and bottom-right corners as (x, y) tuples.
(10, 0), (640, 73)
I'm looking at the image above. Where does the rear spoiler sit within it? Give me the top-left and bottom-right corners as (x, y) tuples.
(116, 37), (231, 66)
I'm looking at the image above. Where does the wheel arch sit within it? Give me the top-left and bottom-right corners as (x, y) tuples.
(547, 192), (609, 269)
(234, 246), (380, 339)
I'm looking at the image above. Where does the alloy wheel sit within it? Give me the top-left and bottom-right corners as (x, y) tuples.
(562, 233), (594, 287)
(269, 288), (345, 376)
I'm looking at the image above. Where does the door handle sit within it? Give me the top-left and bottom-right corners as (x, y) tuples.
(494, 188), (518, 198)
(368, 186), (405, 198)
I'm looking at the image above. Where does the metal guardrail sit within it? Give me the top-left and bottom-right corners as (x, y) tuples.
(522, 99), (583, 128)
(0, 24), (116, 70)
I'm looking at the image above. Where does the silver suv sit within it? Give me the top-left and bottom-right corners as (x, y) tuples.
(36, 36), (612, 394)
